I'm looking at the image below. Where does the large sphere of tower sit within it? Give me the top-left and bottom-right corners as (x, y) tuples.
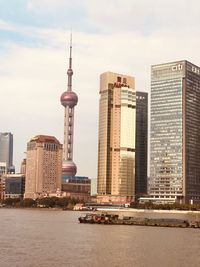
(60, 91), (78, 108)
(62, 160), (77, 176)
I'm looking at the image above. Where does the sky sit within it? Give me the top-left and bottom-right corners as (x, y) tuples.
(1, 0), (200, 186)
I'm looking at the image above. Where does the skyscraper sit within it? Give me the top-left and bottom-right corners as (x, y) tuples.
(24, 135), (62, 199)
(135, 91), (148, 198)
(150, 60), (200, 204)
(97, 72), (136, 203)
(0, 132), (13, 172)
(60, 36), (78, 176)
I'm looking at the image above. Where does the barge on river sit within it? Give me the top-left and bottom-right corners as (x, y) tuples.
(78, 213), (200, 228)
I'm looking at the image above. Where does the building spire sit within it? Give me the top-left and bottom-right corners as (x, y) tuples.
(67, 31), (73, 92)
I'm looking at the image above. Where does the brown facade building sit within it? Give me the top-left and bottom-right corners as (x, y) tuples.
(97, 72), (136, 203)
(0, 176), (4, 199)
(24, 135), (62, 199)
(62, 176), (91, 202)
(20, 159), (26, 175)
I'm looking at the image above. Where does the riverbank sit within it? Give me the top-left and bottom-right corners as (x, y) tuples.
(111, 208), (200, 215)
(1, 205), (200, 214)
(0, 206), (73, 211)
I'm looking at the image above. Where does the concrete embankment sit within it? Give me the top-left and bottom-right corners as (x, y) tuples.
(95, 208), (200, 221)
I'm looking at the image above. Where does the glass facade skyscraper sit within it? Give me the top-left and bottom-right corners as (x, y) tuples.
(0, 132), (13, 172)
(97, 72), (136, 203)
(150, 60), (200, 204)
(135, 91), (148, 198)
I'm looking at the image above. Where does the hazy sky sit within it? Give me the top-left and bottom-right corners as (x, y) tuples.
(1, 0), (200, 180)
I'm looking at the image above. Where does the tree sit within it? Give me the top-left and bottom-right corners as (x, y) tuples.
(38, 197), (57, 208)
(3, 198), (20, 206)
(21, 198), (36, 207)
(56, 197), (69, 207)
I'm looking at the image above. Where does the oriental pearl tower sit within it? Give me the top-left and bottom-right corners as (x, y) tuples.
(60, 35), (78, 176)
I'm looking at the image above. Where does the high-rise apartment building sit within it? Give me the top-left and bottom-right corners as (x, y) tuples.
(0, 132), (13, 172)
(150, 60), (200, 204)
(97, 72), (136, 203)
(135, 91), (148, 198)
(24, 135), (62, 199)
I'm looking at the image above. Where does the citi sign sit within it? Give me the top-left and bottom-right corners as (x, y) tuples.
(171, 64), (183, 71)
(191, 66), (200, 75)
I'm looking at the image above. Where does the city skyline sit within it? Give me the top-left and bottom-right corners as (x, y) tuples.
(1, 1), (200, 180)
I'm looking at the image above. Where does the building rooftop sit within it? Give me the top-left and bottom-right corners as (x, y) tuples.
(29, 135), (60, 144)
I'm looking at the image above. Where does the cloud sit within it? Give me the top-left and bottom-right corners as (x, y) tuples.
(27, 0), (77, 14)
(0, 19), (15, 31)
(25, 0), (200, 35)
(26, 0), (87, 30)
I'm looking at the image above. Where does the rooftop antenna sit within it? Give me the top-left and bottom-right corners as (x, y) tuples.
(67, 30), (73, 92)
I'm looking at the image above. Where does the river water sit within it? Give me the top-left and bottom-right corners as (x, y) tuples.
(0, 209), (200, 267)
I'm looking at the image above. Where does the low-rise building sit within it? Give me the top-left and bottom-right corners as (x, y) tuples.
(1, 173), (25, 199)
(0, 162), (7, 175)
(62, 176), (91, 202)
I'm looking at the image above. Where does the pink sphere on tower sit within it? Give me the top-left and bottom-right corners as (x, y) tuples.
(60, 91), (78, 108)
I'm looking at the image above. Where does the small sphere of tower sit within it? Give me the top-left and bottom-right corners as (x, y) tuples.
(60, 91), (78, 108)
(67, 68), (73, 76)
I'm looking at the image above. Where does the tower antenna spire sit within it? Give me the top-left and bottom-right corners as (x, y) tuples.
(69, 30), (72, 67)
(67, 30), (73, 92)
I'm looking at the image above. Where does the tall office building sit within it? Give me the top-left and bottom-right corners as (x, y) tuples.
(135, 91), (148, 198)
(24, 135), (62, 199)
(0, 132), (13, 172)
(60, 36), (78, 176)
(97, 72), (136, 203)
(150, 60), (200, 204)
